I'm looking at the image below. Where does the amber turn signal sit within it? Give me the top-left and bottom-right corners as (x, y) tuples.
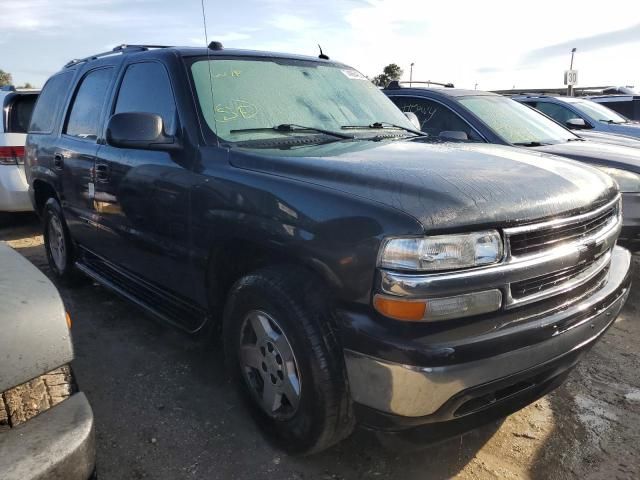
(65, 311), (72, 329)
(373, 295), (426, 321)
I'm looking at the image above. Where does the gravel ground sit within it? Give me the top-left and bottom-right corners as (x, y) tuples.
(2, 214), (639, 480)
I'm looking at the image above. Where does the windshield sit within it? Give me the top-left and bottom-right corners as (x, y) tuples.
(569, 99), (629, 124)
(459, 95), (578, 145)
(190, 58), (415, 143)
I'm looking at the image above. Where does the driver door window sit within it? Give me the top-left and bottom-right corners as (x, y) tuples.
(114, 62), (177, 134)
(390, 96), (481, 140)
(533, 102), (582, 125)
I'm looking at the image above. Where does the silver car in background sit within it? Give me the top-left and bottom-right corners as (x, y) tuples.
(0, 242), (95, 479)
(0, 86), (38, 219)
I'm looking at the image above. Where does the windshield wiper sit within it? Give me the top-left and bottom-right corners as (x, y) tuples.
(567, 137), (585, 142)
(341, 122), (426, 137)
(598, 119), (626, 125)
(229, 123), (353, 140)
(513, 141), (546, 147)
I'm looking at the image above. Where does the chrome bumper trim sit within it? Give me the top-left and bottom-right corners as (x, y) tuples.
(349, 247), (630, 417)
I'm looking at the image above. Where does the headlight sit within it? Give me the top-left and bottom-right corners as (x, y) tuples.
(595, 166), (640, 193)
(378, 230), (503, 271)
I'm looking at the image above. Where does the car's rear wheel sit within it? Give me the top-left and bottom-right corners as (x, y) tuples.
(43, 198), (83, 284)
(223, 265), (355, 454)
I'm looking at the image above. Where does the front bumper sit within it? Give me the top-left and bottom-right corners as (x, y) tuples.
(0, 164), (32, 212)
(343, 246), (631, 426)
(0, 393), (95, 480)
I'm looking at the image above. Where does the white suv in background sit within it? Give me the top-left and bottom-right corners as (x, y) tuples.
(0, 86), (39, 217)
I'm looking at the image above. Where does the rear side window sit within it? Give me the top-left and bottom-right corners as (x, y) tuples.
(65, 68), (114, 140)
(114, 62), (176, 134)
(7, 95), (38, 133)
(29, 72), (73, 133)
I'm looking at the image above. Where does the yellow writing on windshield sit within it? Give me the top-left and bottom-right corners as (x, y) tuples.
(213, 70), (242, 79)
(214, 99), (258, 122)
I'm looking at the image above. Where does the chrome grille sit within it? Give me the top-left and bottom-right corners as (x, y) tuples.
(508, 201), (619, 257)
(503, 196), (621, 308)
(510, 253), (610, 300)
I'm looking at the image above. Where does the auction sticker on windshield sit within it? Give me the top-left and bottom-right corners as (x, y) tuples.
(341, 69), (368, 80)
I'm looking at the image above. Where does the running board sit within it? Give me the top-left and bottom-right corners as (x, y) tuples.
(74, 261), (206, 334)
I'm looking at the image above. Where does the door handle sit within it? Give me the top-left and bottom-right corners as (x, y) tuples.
(95, 163), (110, 182)
(53, 153), (64, 170)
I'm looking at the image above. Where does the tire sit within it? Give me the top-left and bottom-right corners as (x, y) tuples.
(43, 198), (83, 284)
(0, 212), (14, 228)
(223, 265), (355, 454)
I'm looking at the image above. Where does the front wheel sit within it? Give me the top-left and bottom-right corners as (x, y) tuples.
(223, 265), (355, 454)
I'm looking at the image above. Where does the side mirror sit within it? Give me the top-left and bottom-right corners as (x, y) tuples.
(439, 130), (469, 141)
(565, 118), (590, 130)
(404, 112), (422, 131)
(106, 112), (178, 150)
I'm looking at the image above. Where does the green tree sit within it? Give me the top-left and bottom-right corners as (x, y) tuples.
(372, 63), (403, 87)
(21, 82), (34, 89)
(0, 69), (12, 87)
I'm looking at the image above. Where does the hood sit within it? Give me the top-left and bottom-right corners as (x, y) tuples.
(0, 242), (73, 392)
(606, 122), (640, 138)
(577, 131), (640, 149)
(534, 139), (640, 174)
(230, 139), (617, 231)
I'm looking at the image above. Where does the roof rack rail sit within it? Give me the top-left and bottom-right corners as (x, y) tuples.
(387, 80), (455, 89)
(64, 44), (172, 68)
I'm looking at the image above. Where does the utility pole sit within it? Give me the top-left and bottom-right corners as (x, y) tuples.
(410, 62), (414, 87)
(568, 47), (576, 96)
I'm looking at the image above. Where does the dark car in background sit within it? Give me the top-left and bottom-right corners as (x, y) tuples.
(0, 242), (95, 479)
(587, 94), (640, 121)
(384, 84), (640, 243)
(514, 94), (640, 138)
(26, 44), (631, 453)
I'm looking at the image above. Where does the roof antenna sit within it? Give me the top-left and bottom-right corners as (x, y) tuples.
(200, 0), (220, 147)
(318, 44), (329, 60)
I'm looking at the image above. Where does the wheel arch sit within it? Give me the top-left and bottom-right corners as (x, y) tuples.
(32, 179), (60, 216)
(204, 237), (340, 324)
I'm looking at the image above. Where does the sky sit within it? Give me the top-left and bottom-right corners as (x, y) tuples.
(2, 0), (640, 90)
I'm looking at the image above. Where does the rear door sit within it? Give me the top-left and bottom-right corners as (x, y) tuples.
(56, 67), (115, 247)
(91, 60), (198, 327)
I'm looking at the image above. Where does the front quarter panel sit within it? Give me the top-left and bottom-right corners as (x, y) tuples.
(189, 147), (424, 306)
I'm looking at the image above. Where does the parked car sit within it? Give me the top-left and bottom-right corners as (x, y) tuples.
(383, 84), (640, 243)
(575, 130), (640, 148)
(0, 86), (38, 219)
(0, 241), (95, 479)
(587, 94), (640, 121)
(513, 94), (640, 138)
(26, 44), (631, 453)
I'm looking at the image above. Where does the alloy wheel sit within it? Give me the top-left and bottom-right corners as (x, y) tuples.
(48, 215), (67, 272)
(238, 310), (302, 419)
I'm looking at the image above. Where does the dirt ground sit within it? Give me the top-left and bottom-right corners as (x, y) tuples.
(2, 214), (639, 480)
